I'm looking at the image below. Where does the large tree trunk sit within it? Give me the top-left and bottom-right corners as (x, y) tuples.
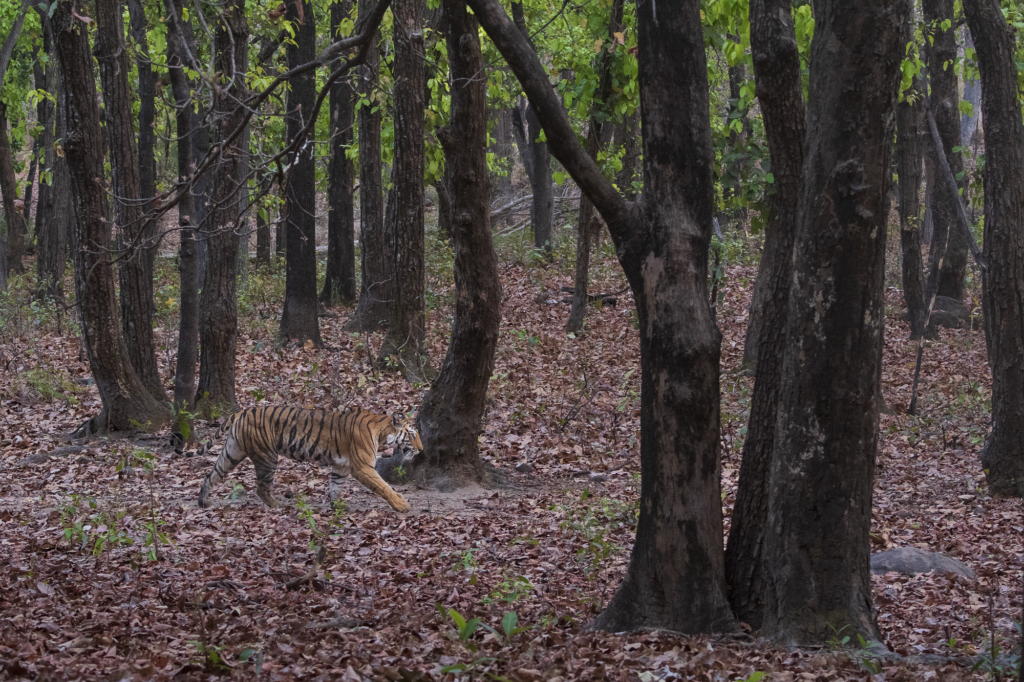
(94, 0), (164, 401)
(510, 3), (553, 257)
(165, 0), (198, 414)
(126, 0), (158, 288)
(385, 0), (503, 489)
(53, 0), (169, 434)
(278, 0), (322, 346)
(0, 104), (26, 275)
(724, 0), (805, 632)
(759, 0), (907, 645)
(470, 0), (737, 634)
(565, 0), (624, 334)
(345, 0), (388, 332)
(897, 81), (930, 340)
(196, 0), (247, 415)
(923, 0), (968, 302)
(320, 0), (357, 307)
(964, 0), (1024, 498)
(378, 0), (429, 380)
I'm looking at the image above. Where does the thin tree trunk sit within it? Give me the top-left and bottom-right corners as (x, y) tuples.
(279, 0), (322, 345)
(725, 0), (805, 632)
(0, 104), (26, 275)
(256, 203), (271, 265)
(897, 81), (930, 340)
(321, 0), (357, 306)
(470, 0), (738, 634)
(53, 0), (169, 434)
(378, 0), (429, 379)
(614, 108), (639, 200)
(23, 144), (38, 235)
(923, 0), (968, 301)
(345, 0), (388, 332)
(31, 14), (52, 247)
(166, 0), (198, 413)
(37, 91), (70, 301)
(963, 0), (1024, 498)
(511, 3), (553, 257)
(759, 0), (907, 645)
(566, 0), (623, 334)
(196, 0), (247, 415)
(434, 175), (452, 240)
(127, 0), (158, 288)
(387, 0), (503, 488)
(960, 27), (982, 145)
(95, 0), (164, 401)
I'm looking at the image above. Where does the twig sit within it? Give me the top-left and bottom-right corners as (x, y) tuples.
(283, 545), (327, 590)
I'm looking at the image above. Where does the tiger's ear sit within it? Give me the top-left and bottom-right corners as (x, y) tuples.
(391, 412), (404, 427)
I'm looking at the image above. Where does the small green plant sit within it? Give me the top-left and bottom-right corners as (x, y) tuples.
(191, 641), (230, 672)
(483, 573), (533, 607)
(238, 648), (264, 674)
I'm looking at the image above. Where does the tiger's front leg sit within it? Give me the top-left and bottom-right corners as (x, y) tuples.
(352, 465), (411, 513)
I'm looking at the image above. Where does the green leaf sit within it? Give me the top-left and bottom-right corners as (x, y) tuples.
(448, 608), (466, 630)
(501, 611), (518, 636)
(239, 648), (257, 662)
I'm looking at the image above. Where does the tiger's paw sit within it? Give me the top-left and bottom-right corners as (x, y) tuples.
(392, 497), (411, 513)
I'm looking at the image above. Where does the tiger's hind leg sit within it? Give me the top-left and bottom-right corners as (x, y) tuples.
(352, 465), (410, 513)
(198, 433), (247, 508)
(328, 456), (351, 506)
(253, 452), (281, 508)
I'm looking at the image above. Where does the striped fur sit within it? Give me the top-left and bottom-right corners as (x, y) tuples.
(195, 406), (421, 512)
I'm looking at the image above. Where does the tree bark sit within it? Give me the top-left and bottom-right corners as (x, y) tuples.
(278, 0), (322, 346)
(614, 108), (639, 200)
(165, 0), (198, 414)
(759, 0), (907, 645)
(37, 89), (71, 301)
(897, 81), (930, 340)
(345, 0), (388, 332)
(196, 0), (247, 415)
(94, 0), (165, 401)
(53, 0), (169, 434)
(321, 0), (357, 306)
(566, 0), (624, 334)
(511, 3), (553, 257)
(256, 201), (271, 265)
(923, 0), (968, 302)
(126, 0), (158, 287)
(963, 0), (1024, 497)
(0, 104), (26, 275)
(960, 27), (982, 146)
(386, 0), (503, 489)
(470, 0), (737, 634)
(724, 0), (805, 632)
(378, 0), (429, 380)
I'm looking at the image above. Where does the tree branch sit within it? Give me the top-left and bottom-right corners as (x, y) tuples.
(465, 0), (632, 243)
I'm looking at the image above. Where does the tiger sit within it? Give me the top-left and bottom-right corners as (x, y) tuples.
(188, 406), (421, 512)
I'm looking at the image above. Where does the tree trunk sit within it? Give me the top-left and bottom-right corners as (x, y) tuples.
(95, 0), (165, 401)
(960, 27), (982, 147)
(126, 0), (158, 288)
(345, 0), (388, 332)
(386, 0), (503, 489)
(963, 0), (1024, 497)
(511, 3), (553, 257)
(196, 0), (247, 415)
(470, 0), (737, 634)
(614, 108), (639, 200)
(897, 81), (930, 340)
(37, 90), (70, 301)
(566, 0), (624, 334)
(23, 143), (38, 236)
(278, 0), (322, 346)
(0, 104), (26, 275)
(378, 0), (429, 380)
(759, 0), (907, 645)
(724, 0), (805, 632)
(30, 16), (52, 247)
(321, 0), (357, 306)
(166, 0), (198, 414)
(434, 175), (452, 240)
(256, 203), (271, 266)
(923, 0), (968, 302)
(53, 0), (169, 434)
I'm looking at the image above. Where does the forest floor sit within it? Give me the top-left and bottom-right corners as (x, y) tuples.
(0, 225), (1015, 681)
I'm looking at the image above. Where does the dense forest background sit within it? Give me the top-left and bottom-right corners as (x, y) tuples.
(2, 0), (1024, 678)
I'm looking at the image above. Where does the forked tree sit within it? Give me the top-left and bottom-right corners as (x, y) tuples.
(470, 0), (736, 633)
(53, 0), (169, 434)
(757, 0), (908, 644)
(379, 0), (503, 490)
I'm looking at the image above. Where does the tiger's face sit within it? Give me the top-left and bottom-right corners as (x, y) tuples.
(388, 413), (423, 452)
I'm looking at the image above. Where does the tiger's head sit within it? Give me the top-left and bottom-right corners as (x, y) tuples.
(386, 413), (423, 452)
